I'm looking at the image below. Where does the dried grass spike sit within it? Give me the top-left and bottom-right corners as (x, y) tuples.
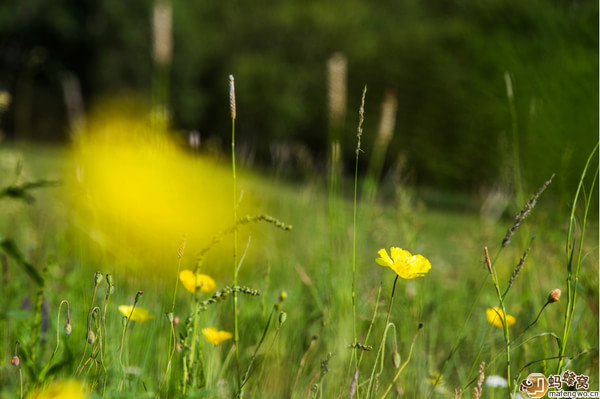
(502, 174), (554, 248)
(229, 74), (236, 120)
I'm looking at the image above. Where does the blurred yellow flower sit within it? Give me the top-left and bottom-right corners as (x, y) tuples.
(376, 247), (431, 279)
(486, 307), (515, 328)
(118, 305), (154, 322)
(27, 379), (89, 399)
(202, 327), (233, 345)
(179, 270), (216, 293)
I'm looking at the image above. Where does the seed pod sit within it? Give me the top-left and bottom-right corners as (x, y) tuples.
(548, 288), (561, 303)
(166, 312), (174, 323)
(279, 311), (287, 325)
(11, 356), (20, 367)
(87, 330), (96, 344)
(279, 291), (288, 301)
(392, 351), (401, 369)
(94, 272), (103, 285)
(64, 323), (72, 335)
(106, 274), (113, 286)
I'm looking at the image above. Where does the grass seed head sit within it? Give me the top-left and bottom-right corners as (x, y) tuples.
(229, 74), (236, 120)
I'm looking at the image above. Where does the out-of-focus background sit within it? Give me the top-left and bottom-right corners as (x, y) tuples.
(0, 0), (597, 195)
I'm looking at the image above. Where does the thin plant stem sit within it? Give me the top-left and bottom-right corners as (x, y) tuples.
(485, 247), (512, 397)
(50, 300), (70, 361)
(157, 318), (177, 398)
(366, 275), (398, 398)
(229, 74), (241, 393)
(118, 291), (142, 391)
(292, 335), (318, 395)
(161, 238), (185, 397)
(358, 283), (382, 368)
(557, 142), (598, 373)
(380, 325), (422, 398)
(19, 366), (23, 399)
(351, 85), (367, 390)
(240, 305), (275, 390)
(77, 273), (101, 373)
(432, 264), (495, 393)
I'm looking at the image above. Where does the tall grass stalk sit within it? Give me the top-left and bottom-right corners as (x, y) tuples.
(504, 72), (523, 207)
(229, 74), (242, 393)
(350, 85), (367, 388)
(557, 142), (598, 374)
(485, 247), (512, 397)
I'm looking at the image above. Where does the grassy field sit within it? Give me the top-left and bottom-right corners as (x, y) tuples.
(0, 141), (597, 399)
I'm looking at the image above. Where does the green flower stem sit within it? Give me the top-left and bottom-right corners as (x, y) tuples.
(50, 300), (70, 361)
(76, 275), (101, 373)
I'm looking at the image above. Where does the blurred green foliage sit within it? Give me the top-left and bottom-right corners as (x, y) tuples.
(0, 0), (597, 194)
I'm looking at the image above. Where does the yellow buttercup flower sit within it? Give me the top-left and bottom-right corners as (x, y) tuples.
(27, 379), (89, 399)
(179, 270), (216, 293)
(118, 305), (154, 322)
(376, 247), (431, 279)
(486, 307), (515, 328)
(202, 327), (233, 345)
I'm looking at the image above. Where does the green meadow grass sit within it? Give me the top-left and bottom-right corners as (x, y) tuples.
(0, 143), (597, 398)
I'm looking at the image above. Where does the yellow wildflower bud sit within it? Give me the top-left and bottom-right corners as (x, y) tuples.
(548, 288), (561, 303)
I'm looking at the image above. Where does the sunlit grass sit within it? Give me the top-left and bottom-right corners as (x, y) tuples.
(0, 140), (597, 398)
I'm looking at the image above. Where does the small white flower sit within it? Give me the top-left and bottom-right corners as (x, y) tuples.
(485, 375), (508, 388)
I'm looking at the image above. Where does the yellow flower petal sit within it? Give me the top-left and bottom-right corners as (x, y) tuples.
(486, 307), (515, 328)
(377, 247), (431, 279)
(376, 248), (394, 267)
(390, 247), (411, 263)
(179, 270), (216, 293)
(118, 305), (154, 322)
(196, 274), (216, 292)
(202, 327), (233, 345)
